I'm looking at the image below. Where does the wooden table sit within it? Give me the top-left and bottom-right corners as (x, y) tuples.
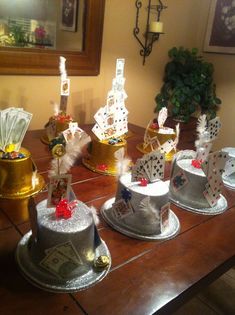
(1, 124), (235, 315)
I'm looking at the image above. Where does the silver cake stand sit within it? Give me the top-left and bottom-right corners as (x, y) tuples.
(16, 231), (111, 293)
(101, 198), (180, 241)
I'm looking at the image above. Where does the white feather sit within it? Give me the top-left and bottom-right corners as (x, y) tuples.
(89, 206), (100, 225)
(174, 123), (180, 149)
(59, 56), (67, 80)
(114, 148), (131, 177)
(50, 100), (59, 115)
(139, 196), (160, 221)
(197, 114), (207, 135)
(49, 132), (91, 176)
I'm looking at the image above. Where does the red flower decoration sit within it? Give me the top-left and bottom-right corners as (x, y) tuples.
(139, 178), (148, 186)
(55, 199), (78, 219)
(191, 159), (202, 169)
(97, 164), (108, 171)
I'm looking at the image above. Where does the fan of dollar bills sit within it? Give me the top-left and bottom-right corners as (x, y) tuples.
(0, 107), (32, 152)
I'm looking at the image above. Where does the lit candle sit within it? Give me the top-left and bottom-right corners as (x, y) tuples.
(149, 21), (163, 33)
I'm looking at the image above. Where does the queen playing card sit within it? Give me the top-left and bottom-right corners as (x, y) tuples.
(47, 174), (72, 207)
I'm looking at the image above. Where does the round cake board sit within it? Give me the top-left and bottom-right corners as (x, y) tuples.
(82, 157), (117, 176)
(16, 231), (111, 293)
(222, 178), (235, 190)
(101, 198), (180, 241)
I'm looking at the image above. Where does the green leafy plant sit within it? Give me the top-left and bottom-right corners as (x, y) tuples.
(155, 47), (221, 122)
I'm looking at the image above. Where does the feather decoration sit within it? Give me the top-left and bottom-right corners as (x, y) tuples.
(114, 147), (131, 177)
(173, 123), (180, 150)
(49, 132), (91, 176)
(50, 100), (59, 116)
(89, 205), (100, 225)
(196, 114), (207, 136)
(59, 56), (67, 80)
(195, 114), (208, 149)
(139, 196), (160, 221)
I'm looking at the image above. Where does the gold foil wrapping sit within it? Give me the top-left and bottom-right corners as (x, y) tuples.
(137, 127), (176, 161)
(82, 137), (127, 176)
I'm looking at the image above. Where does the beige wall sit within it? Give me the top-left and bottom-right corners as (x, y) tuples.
(0, 0), (235, 150)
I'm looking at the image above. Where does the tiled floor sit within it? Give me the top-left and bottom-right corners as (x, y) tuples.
(173, 268), (235, 315)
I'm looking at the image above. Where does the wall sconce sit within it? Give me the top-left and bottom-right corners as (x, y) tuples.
(133, 0), (167, 65)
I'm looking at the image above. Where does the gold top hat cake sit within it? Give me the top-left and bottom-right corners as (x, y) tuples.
(137, 108), (180, 161)
(16, 128), (111, 292)
(0, 107), (45, 218)
(83, 59), (130, 175)
(41, 56), (76, 144)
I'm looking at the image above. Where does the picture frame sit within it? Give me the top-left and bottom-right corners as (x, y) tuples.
(204, 0), (235, 54)
(60, 0), (78, 32)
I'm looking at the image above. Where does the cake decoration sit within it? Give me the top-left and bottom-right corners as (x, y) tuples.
(16, 122), (111, 292)
(101, 151), (180, 240)
(0, 107), (45, 214)
(137, 108), (180, 161)
(83, 59), (130, 175)
(222, 147), (235, 189)
(169, 115), (228, 213)
(42, 56), (78, 144)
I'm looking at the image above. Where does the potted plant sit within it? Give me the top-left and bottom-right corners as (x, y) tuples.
(155, 47), (221, 122)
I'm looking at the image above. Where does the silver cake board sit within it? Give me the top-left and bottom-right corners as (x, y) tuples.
(101, 198), (180, 241)
(16, 231), (111, 293)
(169, 194), (228, 215)
(223, 180), (235, 190)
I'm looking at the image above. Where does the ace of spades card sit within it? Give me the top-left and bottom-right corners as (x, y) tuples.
(207, 117), (221, 141)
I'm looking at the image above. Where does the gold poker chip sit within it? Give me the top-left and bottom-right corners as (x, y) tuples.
(94, 255), (110, 270)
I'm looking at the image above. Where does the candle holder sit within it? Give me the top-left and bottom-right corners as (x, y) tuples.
(133, 0), (167, 65)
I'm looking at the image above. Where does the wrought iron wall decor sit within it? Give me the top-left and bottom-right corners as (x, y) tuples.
(133, 0), (167, 65)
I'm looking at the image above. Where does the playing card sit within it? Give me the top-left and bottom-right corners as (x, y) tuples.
(203, 186), (220, 207)
(207, 117), (221, 141)
(160, 139), (175, 154)
(151, 151), (165, 180)
(61, 78), (70, 96)
(131, 158), (147, 181)
(47, 174), (72, 208)
(115, 59), (125, 78)
(94, 107), (108, 129)
(157, 107), (168, 128)
(112, 199), (133, 220)
(40, 248), (78, 279)
(172, 170), (189, 192)
(196, 142), (212, 161)
(142, 153), (153, 181)
(92, 123), (105, 140)
(223, 158), (235, 177)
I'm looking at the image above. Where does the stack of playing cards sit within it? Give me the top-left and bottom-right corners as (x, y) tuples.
(201, 151), (228, 207)
(0, 107), (32, 152)
(40, 241), (83, 279)
(132, 151), (165, 183)
(195, 115), (221, 161)
(92, 59), (128, 141)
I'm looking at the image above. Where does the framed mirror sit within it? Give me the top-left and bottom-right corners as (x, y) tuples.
(0, 0), (105, 75)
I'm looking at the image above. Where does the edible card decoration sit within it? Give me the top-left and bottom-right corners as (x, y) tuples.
(201, 151), (228, 207)
(172, 170), (189, 192)
(0, 107), (32, 153)
(195, 115), (222, 161)
(223, 157), (235, 178)
(92, 59), (128, 140)
(59, 56), (70, 112)
(132, 151), (165, 183)
(158, 107), (168, 129)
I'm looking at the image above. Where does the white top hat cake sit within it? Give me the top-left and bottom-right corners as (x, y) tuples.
(169, 115), (228, 214)
(101, 150), (180, 240)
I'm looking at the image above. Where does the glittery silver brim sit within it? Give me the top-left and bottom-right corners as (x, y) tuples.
(223, 178), (235, 190)
(15, 231), (111, 293)
(169, 194), (228, 215)
(101, 198), (180, 241)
